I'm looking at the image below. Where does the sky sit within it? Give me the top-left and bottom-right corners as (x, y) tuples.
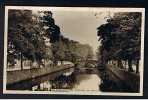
(52, 9), (111, 54)
(32, 8), (114, 54)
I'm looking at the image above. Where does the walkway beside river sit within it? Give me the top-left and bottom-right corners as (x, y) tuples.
(7, 64), (74, 85)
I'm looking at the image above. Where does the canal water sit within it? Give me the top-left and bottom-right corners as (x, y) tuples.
(32, 67), (101, 91)
(73, 74), (101, 91)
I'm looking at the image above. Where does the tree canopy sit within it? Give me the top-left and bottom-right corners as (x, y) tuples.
(97, 12), (142, 72)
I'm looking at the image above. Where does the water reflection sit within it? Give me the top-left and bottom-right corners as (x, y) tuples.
(32, 81), (52, 91)
(32, 67), (101, 91)
(63, 68), (74, 76)
(73, 74), (101, 91)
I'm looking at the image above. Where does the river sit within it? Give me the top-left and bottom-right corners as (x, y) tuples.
(73, 74), (101, 91)
(32, 67), (102, 91)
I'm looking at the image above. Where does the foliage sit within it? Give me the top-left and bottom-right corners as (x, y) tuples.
(8, 10), (48, 66)
(8, 10), (94, 68)
(97, 12), (142, 72)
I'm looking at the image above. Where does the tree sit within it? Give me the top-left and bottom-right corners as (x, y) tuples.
(8, 10), (49, 69)
(51, 38), (66, 65)
(41, 11), (61, 43)
(97, 12), (142, 73)
(39, 11), (62, 66)
(8, 10), (35, 69)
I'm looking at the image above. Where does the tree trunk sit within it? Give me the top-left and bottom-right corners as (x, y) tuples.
(136, 60), (139, 73)
(30, 60), (32, 69)
(53, 59), (56, 66)
(54, 60), (57, 66)
(117, 59), (123, 69)
(61, 60), (63, 65)
(38, 84), (41, 90)
(124, 60), (127, 69)
(128, 59), (133, 72)
(44, 59), (46, 67)
(20, 52), (23, 70)
(101, 51), (107, 68)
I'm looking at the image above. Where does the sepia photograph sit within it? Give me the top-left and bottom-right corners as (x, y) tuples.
(3, 6), (145, 96)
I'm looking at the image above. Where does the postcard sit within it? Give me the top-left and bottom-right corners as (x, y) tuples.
(3, 6), (145, 96)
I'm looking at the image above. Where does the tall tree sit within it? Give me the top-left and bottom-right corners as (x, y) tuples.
(8, 10), (35, 69)
(8, 10), (48, 69)
(97, 12), (141, 73)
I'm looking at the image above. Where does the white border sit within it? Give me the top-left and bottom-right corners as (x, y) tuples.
(3, 6), (145, 96)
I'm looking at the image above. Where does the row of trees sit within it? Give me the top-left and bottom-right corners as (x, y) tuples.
(8, 10), (46, 69)
(97, 12), (142, 73)
(7, 10), (93, 69)
(51, 36), (93, 66)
